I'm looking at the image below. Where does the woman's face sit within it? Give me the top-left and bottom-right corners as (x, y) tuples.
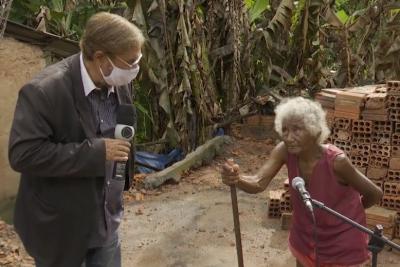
(281, 116), (318, 154)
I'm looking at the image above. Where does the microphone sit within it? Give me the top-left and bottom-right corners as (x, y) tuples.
(292, 177), (313, 213)
(114, 104), (135, 181)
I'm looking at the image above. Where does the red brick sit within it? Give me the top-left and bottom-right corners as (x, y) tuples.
(268, 190), (284, 218)
(387, 81), (400, 88)
(316, 91), (336, 100)
(393, 146), (400, 157)
(321, 88), (345, 94)
(316, 98), (335, 109)
(390, 158), (400, 170)
(350, 155), (369, 167)
(362, 109), (388, 115)
(373, 121), (393, 133)
(361, 113), (388, 121)
(334, 110), (360, 120)
(370, 144), (391, 157)
(283, 179), (289, 191)
(366, 205), (397, 238)
(367, 167), (387, 180)
(369, 155), (390, 168)
(348, 85), (381, 95)
(390, 109), (400, 122)
(335, 105), (361, 114)
(387, 88), (400, 95)
(384, 182), (400, 196)
(280, 191), (292, 213)
(387, 170), (400, 183)
(349, 143), (370, 157)
(332, 129), (352, 141)
(353, 132), (372, 144)
(333, 117), (352, 130)
(365, 93), (387, 110)
(336, 91), (366, 103)
(281, 212), (292, 230)
(387, 81), (400, 95)
(351, 120), (373, 133)
(387, 95), (400, 109)
(371, 132), (391, 145)
(334, 140), (352, 155)
(375, 85), (387, 93)
(382, 195), (400, 211)
(392, 133), (400, 146)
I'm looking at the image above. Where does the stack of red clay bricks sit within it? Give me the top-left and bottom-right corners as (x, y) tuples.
(366, 206), (398, 238)
(268, 189), (286, 218)
(316, 81), (400, 239)
(280, 179), (292, 214)
(268, 179), (293, 231)
(268, 179), (292, 217)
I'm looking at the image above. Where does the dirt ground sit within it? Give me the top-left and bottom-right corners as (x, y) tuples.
(1, 138), (400, 266)
(120, 138), (400, 267)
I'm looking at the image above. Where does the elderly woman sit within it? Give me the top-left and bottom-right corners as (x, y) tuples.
(221, 97), (382, 267)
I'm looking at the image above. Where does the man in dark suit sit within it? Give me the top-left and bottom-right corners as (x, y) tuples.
(8, 12), (144, 267)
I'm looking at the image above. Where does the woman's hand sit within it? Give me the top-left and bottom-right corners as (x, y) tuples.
(220, 158), (240, 186)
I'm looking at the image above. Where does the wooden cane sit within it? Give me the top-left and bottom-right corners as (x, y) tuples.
(230, 185), (244, 267)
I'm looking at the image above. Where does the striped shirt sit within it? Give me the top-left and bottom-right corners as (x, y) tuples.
(80, 54), (124, 248)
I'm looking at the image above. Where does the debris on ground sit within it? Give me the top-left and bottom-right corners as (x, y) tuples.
(0, 220), (33, 267)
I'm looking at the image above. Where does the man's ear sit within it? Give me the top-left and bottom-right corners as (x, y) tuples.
(93, 50), (107, 63)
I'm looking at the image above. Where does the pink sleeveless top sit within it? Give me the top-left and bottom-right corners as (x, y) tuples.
(287, 144), (369, 265)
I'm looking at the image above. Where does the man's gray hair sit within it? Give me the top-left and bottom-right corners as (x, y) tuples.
(274, 97), (330, 143)
(80, 12), (145, 60)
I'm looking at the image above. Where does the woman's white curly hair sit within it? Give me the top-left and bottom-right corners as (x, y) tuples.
(274, 97), (330, 144)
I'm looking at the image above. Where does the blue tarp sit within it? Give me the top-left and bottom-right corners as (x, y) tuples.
(135, 127), (224, 174)
(135, 148), (184, 173)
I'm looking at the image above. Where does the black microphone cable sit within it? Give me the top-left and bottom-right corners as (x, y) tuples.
(311, 209), (320, 267)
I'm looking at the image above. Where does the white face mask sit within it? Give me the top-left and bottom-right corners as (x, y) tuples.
(100, 54), (142, 86)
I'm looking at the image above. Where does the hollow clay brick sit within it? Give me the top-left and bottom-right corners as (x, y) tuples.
(389, 158), (400, 170)
(367, 167), (388, 180)
(352, 120), (373, 133)
(373, 121), (393, 133)
(370, 144), (391, 157)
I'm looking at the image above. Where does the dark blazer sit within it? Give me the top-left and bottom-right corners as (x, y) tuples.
(8, 54), (135, 267)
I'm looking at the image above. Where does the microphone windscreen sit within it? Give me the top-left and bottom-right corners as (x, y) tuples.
(116, 104), (135, 126)
(292, 176), (305, 189)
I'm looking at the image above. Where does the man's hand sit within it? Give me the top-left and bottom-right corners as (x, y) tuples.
(220, 158), (240, 186)
(104, 138), (131, 161)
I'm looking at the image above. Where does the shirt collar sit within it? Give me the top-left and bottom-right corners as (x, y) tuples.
(80, 53), (114, 97)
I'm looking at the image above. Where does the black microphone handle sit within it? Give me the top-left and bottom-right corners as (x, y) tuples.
(114, 161), (126, 181)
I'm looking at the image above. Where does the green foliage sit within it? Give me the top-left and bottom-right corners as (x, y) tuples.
(9, 0), (125, 41)
(8, 0), (400, 148)
(133, 82), (154, 144)
(247, 0), (270, 23)
(336, 9), (349, 24)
